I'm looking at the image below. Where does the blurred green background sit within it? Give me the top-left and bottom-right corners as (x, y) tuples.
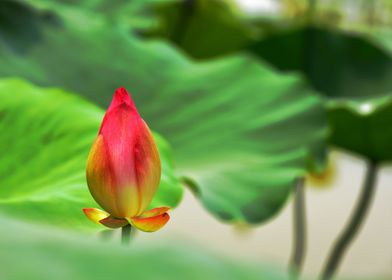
(0, 0), (391, 279)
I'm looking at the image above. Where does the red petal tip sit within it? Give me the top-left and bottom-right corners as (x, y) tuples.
(109, 87), (135, 110)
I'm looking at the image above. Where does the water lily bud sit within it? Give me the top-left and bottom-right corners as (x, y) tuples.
(83, 88), (169, 232)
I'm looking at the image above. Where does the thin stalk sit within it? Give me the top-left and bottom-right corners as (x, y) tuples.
(121, 224), (132, 245)
(321, 162), (378, 280)
(289, 178), (307, 280)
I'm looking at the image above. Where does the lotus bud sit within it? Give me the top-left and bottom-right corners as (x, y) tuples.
(83, 88), (169, 232)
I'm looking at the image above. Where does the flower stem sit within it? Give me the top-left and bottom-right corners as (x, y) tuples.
(121, 224), (132, 245)
(321, 162), (378, 280)
(289, 178), (307, 280)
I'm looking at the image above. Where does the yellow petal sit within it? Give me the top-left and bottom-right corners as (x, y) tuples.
(129, 212), (170, 232)
(82, 208), (109, 224)
(139, 207), (170, 218)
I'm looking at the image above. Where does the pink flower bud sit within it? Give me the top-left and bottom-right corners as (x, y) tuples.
(83, 88), (169, 232)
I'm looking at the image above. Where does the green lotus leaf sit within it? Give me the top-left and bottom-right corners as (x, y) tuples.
(0, 2), (327, 224)
(23, 0), (169, 32)
(328, 96), (392, 163)
(143, 0), (253, 59)
(249, 25), (392, 99)
(249, 25), (392, 163)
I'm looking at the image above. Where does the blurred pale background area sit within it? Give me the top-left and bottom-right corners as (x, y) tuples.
(236, 0), (392, 25)
(138, 151), (392, 280)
